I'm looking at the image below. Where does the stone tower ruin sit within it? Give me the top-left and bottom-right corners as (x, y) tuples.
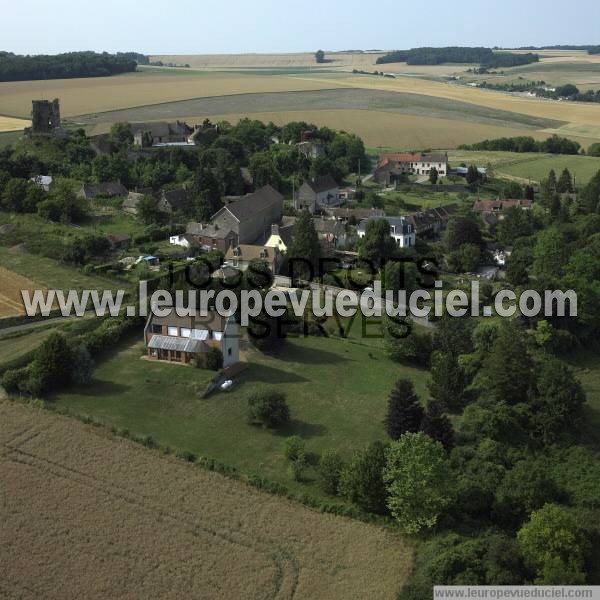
(27, 98), (62, 136)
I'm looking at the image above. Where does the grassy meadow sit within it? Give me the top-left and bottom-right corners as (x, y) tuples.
(51, 333), (429, 497)
(448, 150), (600, 183)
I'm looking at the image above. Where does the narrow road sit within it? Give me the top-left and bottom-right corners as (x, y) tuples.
(0, 311), (97, 337)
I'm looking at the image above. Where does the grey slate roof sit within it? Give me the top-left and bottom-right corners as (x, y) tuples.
(186, 222), (235, 239)
(219, 185), (283, 221)
(147, 335), (203, 353)
(304, 175), (339, 194)
(357, 216), (412, 235)
(80, 182), (127, 198)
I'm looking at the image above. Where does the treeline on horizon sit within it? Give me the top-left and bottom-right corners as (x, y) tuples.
(458, 134), (581, 155)
(515, 44), (600, 54)
(0, 51), (147, 82)
(375, 46), (539, 67)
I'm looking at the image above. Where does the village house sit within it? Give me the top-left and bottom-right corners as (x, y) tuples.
(373, 152), (449, 185)
(323, 207), (385, 222)
(473, 199), (532, 227)
(211, 185), (284, 245)
(312, 217), (350, 248)
(224, 244), (282, 274)
(337, 186), (357, 203)
(78, 182), (128, 200)
(265, 217), (296, 254)
(131, 121), (194, 147)
(185, 222), (237, 252)
(297, 175), (340, 213)
(144, 308), (239, 367)
(357, 216), (416, 248)
(157, 187), (189, 213)
(404, 204), (458, 238)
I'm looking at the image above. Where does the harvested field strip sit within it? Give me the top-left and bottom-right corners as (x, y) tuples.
(297, 74), (600, 128)
(177, 109), (556, 150)
(0, 400), (412, 599)
(77, 87), (563, 130)
(0, 73), (346, 119)
(0, 266), (44, 317)
(0, 115), (29, 133)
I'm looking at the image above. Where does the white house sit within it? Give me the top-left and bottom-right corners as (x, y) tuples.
(357, 216), (416, 248)
(413, 153), (448, 177)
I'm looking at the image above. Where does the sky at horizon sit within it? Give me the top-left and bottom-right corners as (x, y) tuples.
(3, 0), (599, 55)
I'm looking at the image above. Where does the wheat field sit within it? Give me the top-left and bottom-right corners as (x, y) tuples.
(0, 399), (413, 599)
(0, 115), (29, 133)
(0, 72), (346, 119)
(0, 266), (41, 317)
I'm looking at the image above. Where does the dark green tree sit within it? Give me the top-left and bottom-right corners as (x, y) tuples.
(385, 379), (424, 440)
(358, 219), (397, 267)
(29, 332), (73, 395)
(481, 320), (533, 404)
(428, 351), (466, 412)
(421, 399), (455, 451)
(319, 450), (344, 495)
(530, 359), (586, 445)
(286, 209), (321, 280)
(557, 168), (573, 193)
(247, 390), (290, 428)
(339, 441), (388, 514)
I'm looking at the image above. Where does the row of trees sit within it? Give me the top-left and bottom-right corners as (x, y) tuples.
(376, 47), (538, 67)
(458, 134), (581, 155)
(0, 51), (138, 81)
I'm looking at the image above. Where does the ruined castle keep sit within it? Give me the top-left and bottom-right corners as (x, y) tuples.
(26, 98), (64, 136)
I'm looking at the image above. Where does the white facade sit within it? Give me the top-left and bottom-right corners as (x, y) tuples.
(357, 217), (416, 248)
(413, 158), (448, 176)
(169, 234), (190, 248)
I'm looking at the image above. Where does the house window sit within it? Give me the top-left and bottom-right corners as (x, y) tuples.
(181, 328), (191, 338)
(151, 324), (162, 334)
(228, 348), (232, 356)
(167, 326), (178, 336)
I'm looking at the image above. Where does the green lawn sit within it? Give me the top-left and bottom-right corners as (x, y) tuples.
(51, 333), (430, 496)
(497, 153), (600, 184)
(374, 189), (476, 215)
(0, 327), (56, 366)
(0, 210), (145, 242)
(448, 150), (600, 183)
(0, 246), (127, 293)
(0, 314), (99, 368)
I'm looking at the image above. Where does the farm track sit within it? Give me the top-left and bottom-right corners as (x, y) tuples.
(1, 427), (300, 599)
